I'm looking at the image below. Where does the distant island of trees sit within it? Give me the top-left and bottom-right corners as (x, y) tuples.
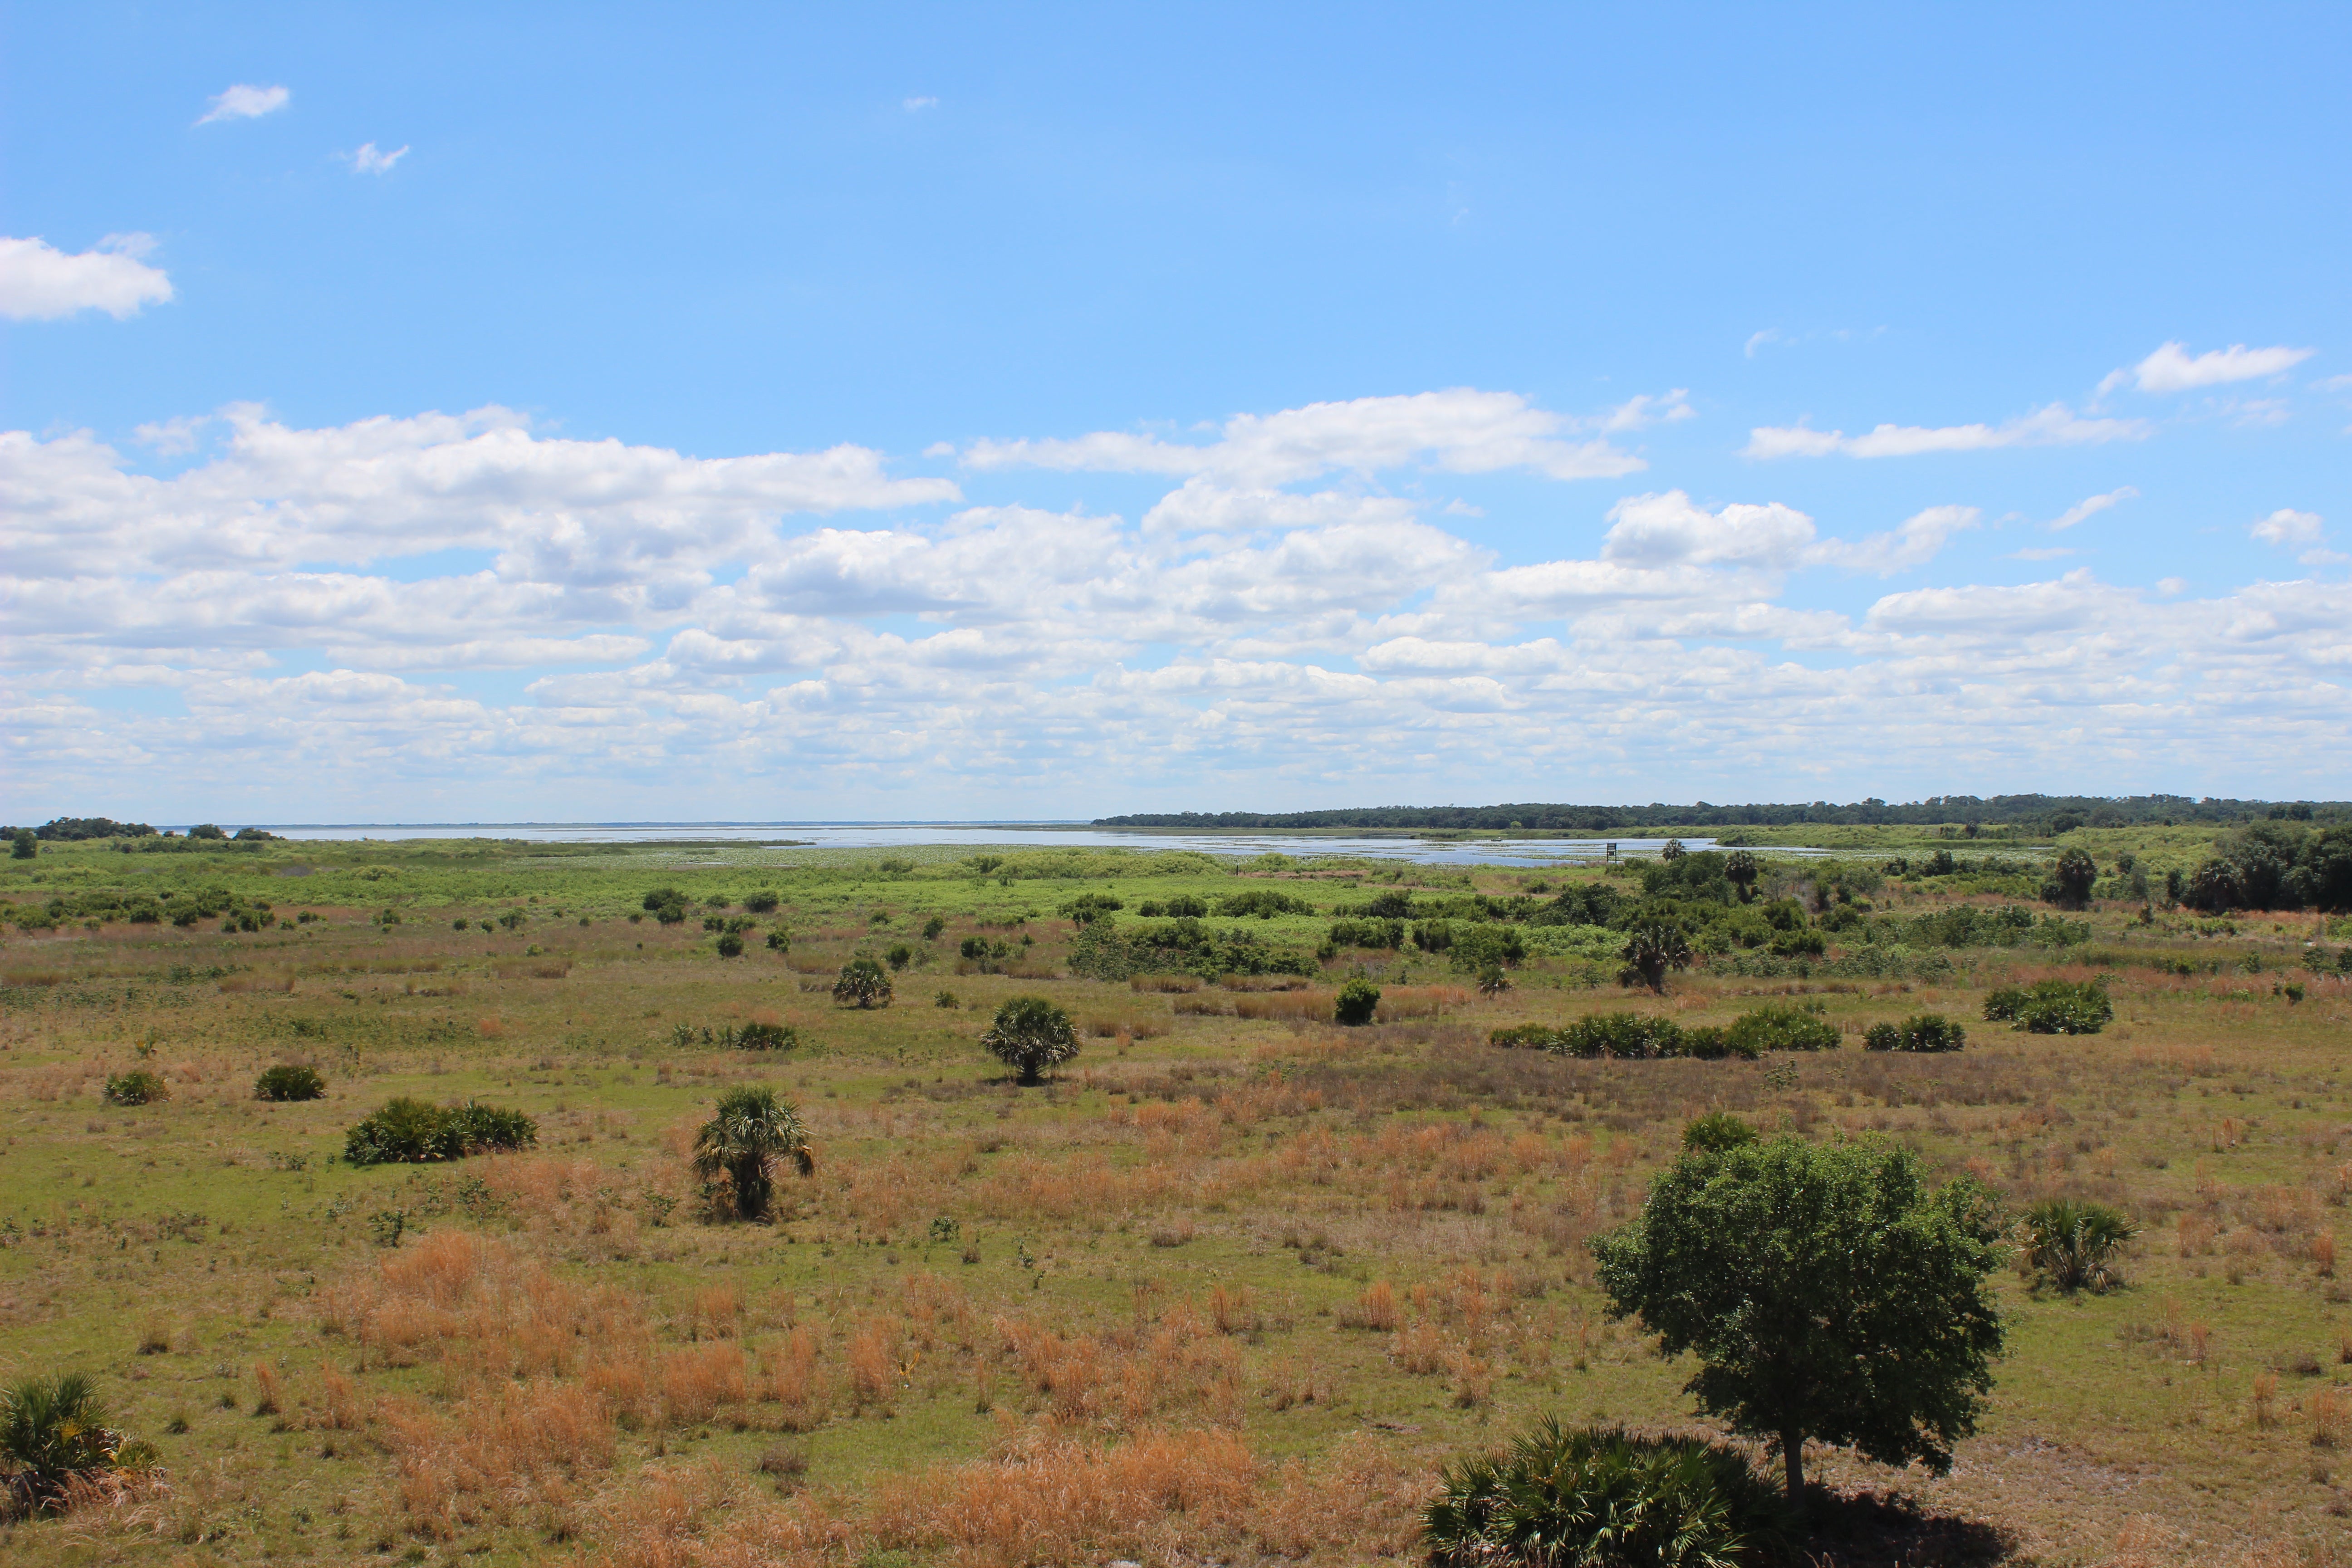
(1095, 795), (2344, 833)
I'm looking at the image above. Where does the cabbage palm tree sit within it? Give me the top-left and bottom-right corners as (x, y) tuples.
(691, 1087), (815, 1221)
(980, 995), (1080, 1084)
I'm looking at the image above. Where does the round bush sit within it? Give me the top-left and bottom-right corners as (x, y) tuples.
(103, 1069), (168, 1107)
(254, 1064), (325, 1101)
(1334, 978), (1382, 1026)
(1724, 1003), (1841, 1054)
(1681, 1112), (1758, 1153)
(833, 956), (893, 1008)
(1865, 1013), (1966, 1053)
(715, 932), (745, 958)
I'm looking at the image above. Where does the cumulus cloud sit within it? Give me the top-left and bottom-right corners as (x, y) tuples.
(1744, 404), (2146, 460)
(2250, 508), (2323, 548)
(963, 388), (1647, 485)
(2050, 486), (2137, 530)
(197, 83), (289, 123)
(348, 142), (409, 175)
(2107, 341), (2315, 395)
(0, 235), (174, 320)
(5, 397), (2346, 814)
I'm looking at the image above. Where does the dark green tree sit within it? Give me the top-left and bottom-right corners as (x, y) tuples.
(1592, 1136), (2005, 1504)
(9, 830), (34, 861)
(1334, 977), (1382, 1026)
(691, 1086), (814, 1220)
(980, 994), (1081, 1084)
(2044, 846), (2097, 909)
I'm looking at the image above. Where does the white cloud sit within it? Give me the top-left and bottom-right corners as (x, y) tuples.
(1744, 329), (1784, 358)
(2115, 341), (2315, 394)
(2050, 486), (2137, 531)
(903, 96), (938, 111)
(348, 142), (409, 175)
(0, 235), (174, 320)
(1808, 505), (1980, 575)
(1599, 490), (1815, 570)
(7, 397), (2348, 815)
(1744, 404), (2146, 460)
(963, 389), (1646, 485)
(2251, 509), (2323, 548)
(1598, 389), (1694, 431)
(197, 83), (289, 124)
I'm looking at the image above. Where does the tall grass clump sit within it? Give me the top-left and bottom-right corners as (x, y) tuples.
(1423, 1416), (1788, 1567)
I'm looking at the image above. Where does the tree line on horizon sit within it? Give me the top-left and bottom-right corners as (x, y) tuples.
(1095, 794), (2344, 833)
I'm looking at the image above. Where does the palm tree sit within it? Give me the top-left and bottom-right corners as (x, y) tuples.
(2020, 1200), (2136, 1292)
(980, 995), (1081, 1084)
(691, 1087), (815, 1221)
(0, 1372), (140, 1515)
(833, 956), (893, 1008)
(1618, 920), (1694, 994)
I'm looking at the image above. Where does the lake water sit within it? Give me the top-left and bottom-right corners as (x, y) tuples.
(235, 822), (1823, 867)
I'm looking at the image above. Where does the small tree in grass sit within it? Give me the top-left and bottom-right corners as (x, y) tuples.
(1617, 920), (1693, 994)
(691, 1086), (814, 1221)
(833, 956), (892, 1008)
(2044, 846), (2097, 909)
(981, 995), (1080, 1084)
(1334, 978), (1381, 1026)
(1592, 1135), (2005, 1505)
(1725, 849), (1759, 902)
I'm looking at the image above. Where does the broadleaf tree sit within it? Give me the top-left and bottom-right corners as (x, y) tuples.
(1591, 1135), (2006, 1504)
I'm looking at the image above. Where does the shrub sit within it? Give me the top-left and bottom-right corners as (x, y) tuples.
(921, 915), (946, 939)
(1983, 980), (2112, 1034)
(744, 890), (780, 914)
(735, 1021), (799, 1052)
(886, 943), (913, 970)
(715, 933), (745, 958)
(1724, 1004), (1840, 1055)
(343, 1098), (536, 1166)
(254, 1064), (325, 1101)
(1329, 917), (1405, 950)
(980, 995), (1081, 1084)
(2020, 1199), (2135, 1292)
(1334, 978), (1382, 1027)
(0, 1372), (157, 1518)
(643, 887), (690, 925)
(1488, 1023), (1557, 1049)
(2043, 846), (2097, 909)
(103, 1069), (168, 1106)
(1423, 1416), (1789, 1568)
(765, 929), (789, 951)
(833, 956), (893, 1008)
(692, 1086), (814, 1220)
(934, 988), (959, 1008)
(1864, 1014), (1965, 1053)
(1682, 1112), (1759, 1153)
(1553, 1013), (1687, 1059)
(1216, 888), (1315, 918)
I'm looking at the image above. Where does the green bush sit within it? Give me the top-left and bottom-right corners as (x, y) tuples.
(886, 943), (913, 970)
(735, 1021), (799, 1051)
(1329, 917), (1405, 950)
(643, 887), (690, 925)
(1216, 888), (1315, 918)
(1423, 1417), (1788, 1568)
(343, 1098), (536, 1166)
(744, 890), (780, 914)
(1682, 1112), (1759, 1153)
(103, 1069), (168, 1106)
(1334, 978), (1382, 1027)
(2020, 1199), (2135, 1292)
(765, 929), (789, 951)
(1983, 980), (2112, 1034)
(1488, 1023), (1557, 1049)
(715, 932), (745, 958)
(1864, 1014), (1966, 1053)
(921, 915), (946, 940)
(1553, 1013), (1688, 1059)
(1724, 1004), (1840, 1055)
(254, 1064), (325, 1101)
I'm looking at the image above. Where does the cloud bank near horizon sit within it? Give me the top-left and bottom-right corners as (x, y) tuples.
(3, 383), (2345, 819)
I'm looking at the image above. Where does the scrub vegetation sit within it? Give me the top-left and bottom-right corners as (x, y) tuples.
(0, 822), (2347, 1564)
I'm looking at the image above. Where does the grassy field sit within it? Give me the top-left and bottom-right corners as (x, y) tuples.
(0, 831), (2346, 1567)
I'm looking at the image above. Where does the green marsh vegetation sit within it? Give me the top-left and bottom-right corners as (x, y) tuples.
(0, 822), (2347, 1563)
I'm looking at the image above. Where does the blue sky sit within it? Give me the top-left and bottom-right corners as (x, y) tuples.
(4, 3), (2347, 822)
